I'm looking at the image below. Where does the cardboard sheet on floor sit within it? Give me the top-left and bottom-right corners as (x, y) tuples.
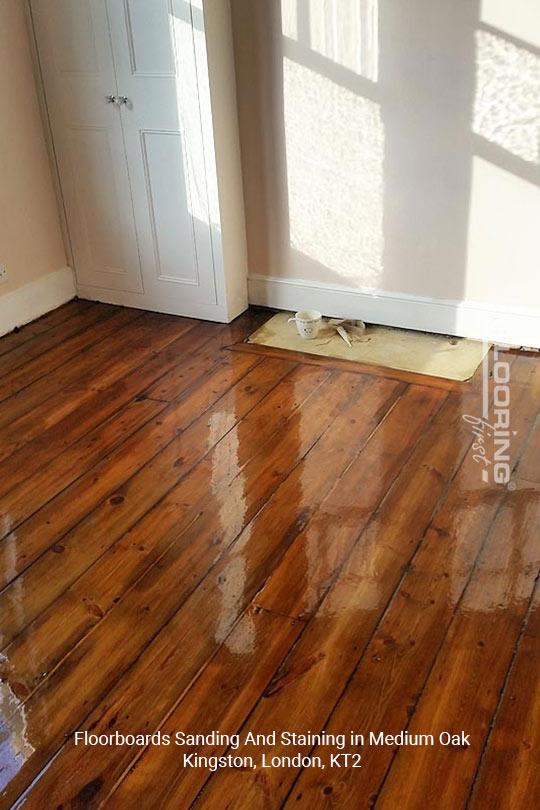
(247, 312), (490, 381)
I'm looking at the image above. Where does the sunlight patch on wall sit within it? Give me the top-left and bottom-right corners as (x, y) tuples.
(481, 0), (540, 49)
(474, 29), (540, 164)
(281, 0), (379, 81)
(283, 57), (384, 286)
(309, 0), (378, 80)
(281, 0), (298, 40)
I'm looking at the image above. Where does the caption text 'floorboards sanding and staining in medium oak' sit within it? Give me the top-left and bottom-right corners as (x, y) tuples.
(0, 302), (538, 809)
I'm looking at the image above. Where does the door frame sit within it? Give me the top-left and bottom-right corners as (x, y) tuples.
(25, 0), (75, 275)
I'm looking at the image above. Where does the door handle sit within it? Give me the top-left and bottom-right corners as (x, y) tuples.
(106, 95), (130, 106)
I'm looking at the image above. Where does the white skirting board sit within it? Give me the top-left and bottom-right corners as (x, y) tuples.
(0, 267), (76, 338)
(248, 274), (540, 349)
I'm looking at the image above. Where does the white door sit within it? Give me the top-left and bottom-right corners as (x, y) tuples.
(106, 0), (217, 310)
(30, 0), (219, 315)
(30, 0), (144, 293)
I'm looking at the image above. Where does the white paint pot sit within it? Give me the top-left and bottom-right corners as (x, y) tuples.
(288, 309), (322, 339)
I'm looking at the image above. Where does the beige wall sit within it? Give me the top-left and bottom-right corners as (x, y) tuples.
(231, 0), (540, 310)
(0, 0), (66, 298)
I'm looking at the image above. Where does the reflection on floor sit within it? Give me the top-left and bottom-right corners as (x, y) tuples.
(0, 301), (538, 809)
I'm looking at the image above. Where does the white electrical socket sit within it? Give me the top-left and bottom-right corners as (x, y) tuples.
(0, 264), (7, 284)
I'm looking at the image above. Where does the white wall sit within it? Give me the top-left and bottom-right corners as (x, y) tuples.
(0, 0), (72, 335)
(231, 0), (540, 345)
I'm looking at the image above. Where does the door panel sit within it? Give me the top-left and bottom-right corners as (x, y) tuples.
(31, 0), (144, 293)
(124, 0), (176, 76)
(141, 130), (199, 284)
(50, 0), (100, 75)
(107, 0), (218, 309)
(67, 126), (130, 275)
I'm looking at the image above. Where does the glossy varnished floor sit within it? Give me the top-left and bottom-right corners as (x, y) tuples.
(0, 301), (538, 809)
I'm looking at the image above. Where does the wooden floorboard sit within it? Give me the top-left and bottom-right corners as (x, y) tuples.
(0, 316), (268, 544)
(277, 356), (540, 810)
(467, 581), (540, 809)
(1, 366), (361, 800)
(0, 302), (537, 810)
(0, 311), (195, 451)
(0, 299), (92, 358)
(0, 351), (264, 633)
(0, 318), (243, 501)
(0, 306), (143, 418)
(0, 302), (115, 381)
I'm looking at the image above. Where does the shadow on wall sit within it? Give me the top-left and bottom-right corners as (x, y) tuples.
(231, 0), (540, 317)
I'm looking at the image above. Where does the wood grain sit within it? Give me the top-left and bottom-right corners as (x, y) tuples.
(0, 319), (234, 500)
(0, 303), (537, 810)
(0, 299), (90, 358)
(280, 356), (540, 810)
(468, 584), (540, 809)
(0, 352), (265, 631)
(0, 311), (188, 447)
(4, 374), (389, 806)
(0, 303), (115, 382)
